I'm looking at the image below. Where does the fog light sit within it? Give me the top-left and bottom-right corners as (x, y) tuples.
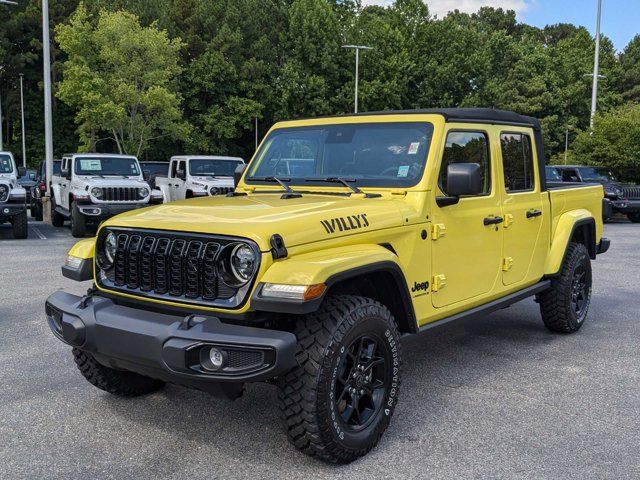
(2, 208), (9, 214)
(210, 348), (224, 368)
(200, 346), (227, 372)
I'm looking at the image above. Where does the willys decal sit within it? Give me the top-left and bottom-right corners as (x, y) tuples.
(321, 213), (369, 234)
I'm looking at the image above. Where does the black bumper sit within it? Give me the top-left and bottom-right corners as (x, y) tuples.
(77, 202), (148, 220)
(596, 238), (610, 255)
(0, 203), (26, 218)
(45, 291), (297, 391)
(611, 199), (640, 214)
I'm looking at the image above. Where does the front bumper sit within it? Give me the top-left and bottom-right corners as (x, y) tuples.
(0, 203), (26, 218)
(45, 291), (297, 391)
(611, 199), (640, 214)
(77, 202), (149, 220)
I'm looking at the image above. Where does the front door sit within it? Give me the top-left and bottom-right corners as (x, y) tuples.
(430, 128), (503, 308)
(169, 160), (186, 201)
(499, 131), (548, 285)
(58, 157), (72, 209)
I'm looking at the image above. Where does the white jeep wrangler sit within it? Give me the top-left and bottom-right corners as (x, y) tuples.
(51, 153), (161, 237)
(0, 151), (28, 239)
(155, 155), (244, 203)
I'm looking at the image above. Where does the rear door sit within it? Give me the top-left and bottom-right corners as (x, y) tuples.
(430, 127), (503, 308)
(58, 157), (72, 209)
(499, 130), (549, 286)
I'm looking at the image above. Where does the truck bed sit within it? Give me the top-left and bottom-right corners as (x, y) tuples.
(547, 182), (604, 242)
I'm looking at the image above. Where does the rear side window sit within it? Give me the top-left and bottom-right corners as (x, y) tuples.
(501, 133), (535, 192)
(439, 131), (491, 196)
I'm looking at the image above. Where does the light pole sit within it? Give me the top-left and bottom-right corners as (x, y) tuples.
(589, 0), (602, 129)
(42, 0), (55, 223)
(342, 45), (372, 114)
(19, 73), (27, 167)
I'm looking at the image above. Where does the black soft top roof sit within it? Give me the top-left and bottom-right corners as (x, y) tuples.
(318, 108), (541, 130)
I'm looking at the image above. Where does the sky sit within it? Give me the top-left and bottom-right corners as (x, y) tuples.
(362, 0), (640, 52)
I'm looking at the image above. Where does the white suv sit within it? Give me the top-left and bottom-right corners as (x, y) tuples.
(51, 153), (161, 237)
(155, 155), (244, 203)
(0, 151), (28, 239)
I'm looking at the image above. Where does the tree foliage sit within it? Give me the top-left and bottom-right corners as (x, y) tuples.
(0, 0), (638, 166)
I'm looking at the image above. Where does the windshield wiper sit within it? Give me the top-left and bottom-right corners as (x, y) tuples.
(250, 176), (302, 199)
(305, 177), (379, 198)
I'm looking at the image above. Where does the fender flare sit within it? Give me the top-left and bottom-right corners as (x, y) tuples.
(544, 211), (596, 276)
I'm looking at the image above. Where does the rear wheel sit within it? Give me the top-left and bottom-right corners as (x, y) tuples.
(51, 199), (65, 227)
(538, 242), (592, 333)
(278, 295), (402, 464)
(627, 212), (640, 223)
(11, 210), (28, 239)
(33, 202), (43, 221)
(73, 348), (165, 397)
(70, 201), (87, 237)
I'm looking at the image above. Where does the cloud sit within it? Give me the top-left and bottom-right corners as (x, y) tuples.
(361, 0), (532, 18)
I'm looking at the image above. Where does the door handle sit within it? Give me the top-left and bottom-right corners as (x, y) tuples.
(526, 209), (542, 219)
(483, 216), (504, 226)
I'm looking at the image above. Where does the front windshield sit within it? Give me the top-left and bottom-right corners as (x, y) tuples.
(74, 156), (140, 176)
(546, 166), (561, 181)
(578, 167), (616, 182)
(247, 122), (434, 188)
(189, 159), (242, 177)
(0, 154), (14, 174)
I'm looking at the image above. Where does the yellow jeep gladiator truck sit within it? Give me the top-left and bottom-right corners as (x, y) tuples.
(46, 109), (609, 463)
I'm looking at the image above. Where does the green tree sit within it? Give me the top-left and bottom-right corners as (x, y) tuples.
(55, 4), (188, 156)
(619, 35), (640, 103)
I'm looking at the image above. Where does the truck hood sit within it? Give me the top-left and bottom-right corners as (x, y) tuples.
(104, 193), (405, 251)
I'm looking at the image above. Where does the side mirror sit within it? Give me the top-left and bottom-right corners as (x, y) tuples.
(17, 166), (27, 177)
(437, 163), (482, 207)
(234, 163), (247, 188)
(176, 169), (186, 180)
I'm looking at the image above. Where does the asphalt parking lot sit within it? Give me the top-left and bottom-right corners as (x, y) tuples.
(1, 216), (639, 479)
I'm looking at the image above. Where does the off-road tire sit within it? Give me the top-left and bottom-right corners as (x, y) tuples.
(278, 295), (402, 464)
(33, 202), (43, 221)
(627, 213), (640, 223)
(51, 200), (65, 227)
(70, 201), (87, 238)
(538, 242), (592, 333)
(11, 210), (28, 239)
(72, 348), (165, 397)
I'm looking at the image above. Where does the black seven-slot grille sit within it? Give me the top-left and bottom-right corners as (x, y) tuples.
(98, 229), (257, 308)
(99, 187), (140, 202)
(621, 186), (640, 200)
(210, 186), (233, 196)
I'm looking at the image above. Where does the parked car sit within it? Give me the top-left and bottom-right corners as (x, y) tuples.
(30, 160), (62, 221)
(17, 169), (37, 204)
(50, 153), (162, 237)
(554, 165), (640, 222)
(0, 151), (28, 238)
(48, 108), (609, 463)
(139, 160), (170, 190)
(545, 165), (562, 182)
(155, 155), (244, 203)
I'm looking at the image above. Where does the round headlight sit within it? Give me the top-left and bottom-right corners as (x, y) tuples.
(98, 232), (117, 270)
(219, 243), (257, 287)
(138, 187), (150, 198)
(91, 187), (103, 199)
(209, 186), (220, 196)
(0, 184), (8, 202)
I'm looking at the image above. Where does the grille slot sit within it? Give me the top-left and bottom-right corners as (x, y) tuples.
(621, 186), (640, 200)
(227, 350), (264, 369)
(98, 230), (254, 307)
(99, 187), (139, 202)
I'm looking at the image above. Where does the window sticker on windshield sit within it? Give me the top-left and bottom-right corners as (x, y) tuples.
(79, 159), (102, 171)
(408, 142), (420, 155)
(397, 165), (410, 177)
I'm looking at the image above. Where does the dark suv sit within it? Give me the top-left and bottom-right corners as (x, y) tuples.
(553, 165), (640, 222)
(30, 160), (61, 221)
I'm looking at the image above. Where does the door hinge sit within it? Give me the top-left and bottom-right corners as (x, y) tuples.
(430, 223), (447, 240)
(502, 257), (514, 271)
(503, 213), (514, 228)
(431, 274), (447, 292)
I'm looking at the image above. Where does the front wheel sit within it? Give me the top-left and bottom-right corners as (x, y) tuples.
(51, 200), (65, 227)
(11, 210), (28, 239)
(70, 201), (87, 237)
(538, 242), (592, 333)
(278, 295), (402, 464)
(627, 212), (640, 223)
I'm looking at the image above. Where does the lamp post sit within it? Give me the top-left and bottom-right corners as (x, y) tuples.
(342, 45), (372, 114)
(19, 73), (27, 167)
(589, 0), (603, 129)
(42, 0), (55, 223)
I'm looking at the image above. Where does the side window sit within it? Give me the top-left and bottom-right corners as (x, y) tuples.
(561, 169), (579, 182)
(501, 133), (535, 192)
(439, 131), (491, 196)
(178, 161), (186, 175)
(170, 161), (178, 178)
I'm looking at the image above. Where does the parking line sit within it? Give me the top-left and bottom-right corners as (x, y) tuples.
(31, 227), (47, 240)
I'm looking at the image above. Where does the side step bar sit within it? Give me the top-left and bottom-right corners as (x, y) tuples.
(417, 280), (551, 333)
(54, 206), (71, 217)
